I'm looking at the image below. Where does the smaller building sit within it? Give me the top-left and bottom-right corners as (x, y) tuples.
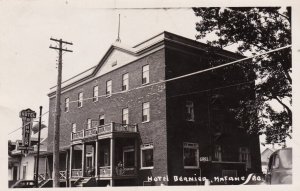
(8, 137), (48, 187)
(261, 148), (275, 174)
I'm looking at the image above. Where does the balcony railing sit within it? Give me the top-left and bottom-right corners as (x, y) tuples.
(99, 166), (111, 177)
(71, 169), (83, 177)
(85, 127), (98, 137)
(71, 122), (137, 141)
(72, 130), (84, 140)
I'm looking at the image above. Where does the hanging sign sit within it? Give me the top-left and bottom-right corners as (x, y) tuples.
(19, 108), (36, 154)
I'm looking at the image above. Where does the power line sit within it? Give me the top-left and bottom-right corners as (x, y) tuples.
(8, 44), (291, 135)
(66, 44), (291, 104)
(8, 111), (49, 135)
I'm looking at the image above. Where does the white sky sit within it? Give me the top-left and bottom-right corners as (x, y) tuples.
(0, 0), (298, 152)
(0, 0), (202, 141)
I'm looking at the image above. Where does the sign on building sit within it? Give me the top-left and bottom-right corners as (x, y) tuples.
(19, 108), (36, 154)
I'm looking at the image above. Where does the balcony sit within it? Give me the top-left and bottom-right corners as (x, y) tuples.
(71, 122), (138, 142)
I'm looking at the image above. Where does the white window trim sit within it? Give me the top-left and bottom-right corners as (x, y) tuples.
(122, 73), (129, 91)
(122, 108), (129, 124)
(183, 142), (199, 169)
(78, 92), (83, 108)
(93, 86), (99, 102)
(142, 65), (150, 85)
(72, 123), (77, 133)
(140, 143), (154, 170)
(65, 97), (69, 112)
(142, 102), (150, 123)
(99, 114), (105, 126)
(87, 118), (92, 129)
(106, 80), (112, 97)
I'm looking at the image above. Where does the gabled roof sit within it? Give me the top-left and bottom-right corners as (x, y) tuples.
(48, 31), (244, 97)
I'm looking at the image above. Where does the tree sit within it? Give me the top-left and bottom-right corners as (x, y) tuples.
(193, 7), (291, 145)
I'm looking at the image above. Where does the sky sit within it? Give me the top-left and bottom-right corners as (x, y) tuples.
(0, 0), (298, 150)
(0, 0), (201, 141)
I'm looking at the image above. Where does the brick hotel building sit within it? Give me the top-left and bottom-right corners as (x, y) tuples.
(41, 31), (261, 187)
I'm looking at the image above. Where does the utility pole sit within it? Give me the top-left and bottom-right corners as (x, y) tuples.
(50, 38), (73, 187)
(35, 106), (43, 188)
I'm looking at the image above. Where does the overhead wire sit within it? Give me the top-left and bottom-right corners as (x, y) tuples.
(8, 44), (291, 135)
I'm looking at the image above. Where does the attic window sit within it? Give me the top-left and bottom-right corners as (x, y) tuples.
(111, 61), (117, 67)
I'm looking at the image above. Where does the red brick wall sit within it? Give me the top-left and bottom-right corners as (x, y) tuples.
(47, 49), (168, 184)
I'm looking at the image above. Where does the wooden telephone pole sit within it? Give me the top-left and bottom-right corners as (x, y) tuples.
(50, 38), (73, 187)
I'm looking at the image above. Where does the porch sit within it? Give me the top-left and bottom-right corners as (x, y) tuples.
(70, 122), (139, 186)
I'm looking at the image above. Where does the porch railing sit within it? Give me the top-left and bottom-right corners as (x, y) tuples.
(59, 171), (67, 180)
(71, 169), (83, 177)
(34, 173), (48, 181)
(115, 167), (137, 176)
(71, 122), (138, 141)
(99, 166), (111, 177)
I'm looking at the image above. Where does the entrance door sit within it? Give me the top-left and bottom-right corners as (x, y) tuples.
(13, 166), (18, 180)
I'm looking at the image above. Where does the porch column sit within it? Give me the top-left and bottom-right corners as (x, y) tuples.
(134, 138), (138, 171)
(95, 140), (99, 177)
(110, 138), (115, 186)
(69, 145), (73, 186)
(82, 143), (86, 177)
(65, 151), (69, 187)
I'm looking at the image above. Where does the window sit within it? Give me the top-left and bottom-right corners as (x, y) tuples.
(106, 80), (112, 96)
(141, 143), (153, 169)
(93, 86), (98, 102)
(142, 102), (150, 122)
(239, 147), (251, 169)
(122, 73), (129, 91)
(214, 145), (222, 161)
(72, 123), (77, 133)
(64, 97), (70, 112)
(99, 115), (105, 126)
(186, 101), (194, 121)
(183, 142), (199, 168)
(78, 92), (83, 107)
(123, 146), (134, 167)
(87, 118), (91, 129)
(122, 108), (129, 124)
(142, 65), (149, 84)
